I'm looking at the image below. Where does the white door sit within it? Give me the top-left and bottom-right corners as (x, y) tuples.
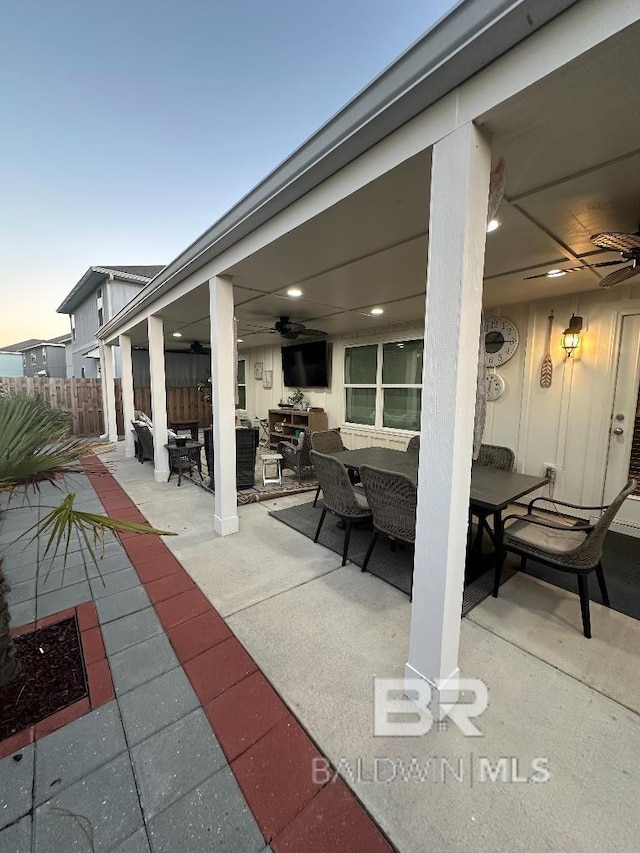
(603, 313), (640, 535)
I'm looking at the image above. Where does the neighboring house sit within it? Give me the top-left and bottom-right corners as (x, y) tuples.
(56, 265), (164, 379)
(0, 335), (71, 378)
(20, 333), (71, 378)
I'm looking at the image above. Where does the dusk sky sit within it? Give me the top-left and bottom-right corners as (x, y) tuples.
(0, 0), (454, 346)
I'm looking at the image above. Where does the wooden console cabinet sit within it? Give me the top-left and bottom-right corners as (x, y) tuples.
(268, 408), (328, 448)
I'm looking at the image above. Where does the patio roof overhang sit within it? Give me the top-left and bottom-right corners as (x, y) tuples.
(100, 3), (640, 354)
(98, 0), (592, 345)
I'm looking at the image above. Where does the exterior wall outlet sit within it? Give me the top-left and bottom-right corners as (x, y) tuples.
(544, 464), (558, 482)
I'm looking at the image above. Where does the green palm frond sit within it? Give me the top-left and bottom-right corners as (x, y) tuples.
(0, 392), (176, 564)
(0, 392), (109, 491)
(14, 493), (175, 566)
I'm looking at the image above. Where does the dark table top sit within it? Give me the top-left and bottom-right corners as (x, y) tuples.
(331, 447), (548, 512)
(164, 440), (203, 450)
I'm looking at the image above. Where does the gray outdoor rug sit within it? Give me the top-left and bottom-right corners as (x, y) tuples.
(270, 501), (640, 621)
(269, 500), (514, 616)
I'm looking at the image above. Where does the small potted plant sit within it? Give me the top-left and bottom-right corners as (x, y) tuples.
(289, 389), (304, 410)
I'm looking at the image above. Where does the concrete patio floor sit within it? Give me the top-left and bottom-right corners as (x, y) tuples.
(101, 445), (640, 853)
(5, 447), (640, 853)
(0, 465), (392, 853)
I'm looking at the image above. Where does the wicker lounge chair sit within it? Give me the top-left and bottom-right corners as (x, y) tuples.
(278, 430), (313, 484)
(132, 421), (154, 464)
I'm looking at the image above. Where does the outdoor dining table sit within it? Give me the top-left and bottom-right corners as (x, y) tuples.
(330, 447), (548, 557)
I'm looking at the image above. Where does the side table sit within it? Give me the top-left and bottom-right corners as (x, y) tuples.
(262, 453), (283, 486)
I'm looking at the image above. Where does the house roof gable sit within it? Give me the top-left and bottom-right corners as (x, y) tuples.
(56, 265), (165, 315)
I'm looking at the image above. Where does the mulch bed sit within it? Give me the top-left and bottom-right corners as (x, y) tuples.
(0, 616), (88, 741)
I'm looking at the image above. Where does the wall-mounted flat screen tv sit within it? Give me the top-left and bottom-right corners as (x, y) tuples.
(282, 340), (330, 388)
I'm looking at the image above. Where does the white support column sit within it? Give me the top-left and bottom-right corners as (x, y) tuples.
(120, 334), (136, 458)
(148, 315), (170, 482)
(209, 275), (239, 536)
(99, 341), (118, 442)
(406, 122), (491, 711)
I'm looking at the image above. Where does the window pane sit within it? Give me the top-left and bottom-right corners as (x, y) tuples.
(382, 340), (423, 385)
(383, 389), (422, 431)
(345, 388), (376, 425)
(345, 345), (377, 384)
(237, 360), (245, 383)
(237, 385), (246, 409)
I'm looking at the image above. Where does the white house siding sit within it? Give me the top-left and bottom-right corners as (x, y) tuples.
(243, 284), (640, 508)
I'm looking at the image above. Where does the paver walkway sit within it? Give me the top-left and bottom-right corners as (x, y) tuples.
(0, 461), (394, 852)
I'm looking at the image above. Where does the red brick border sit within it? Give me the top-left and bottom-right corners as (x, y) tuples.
(1, 600), (115, 760)
(84, 457), (396, 852)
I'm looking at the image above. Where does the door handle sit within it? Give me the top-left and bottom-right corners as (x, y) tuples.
(613, 427), (624, 436)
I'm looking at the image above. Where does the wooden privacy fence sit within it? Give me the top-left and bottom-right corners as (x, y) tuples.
(0, 377), (104, 436)
(115, 381), (211, 432)
(0, 377), (210, 438)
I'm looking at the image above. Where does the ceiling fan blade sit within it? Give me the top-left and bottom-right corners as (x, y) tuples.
(297, 328), (328, 337)
(523, 260), (626, 280)
(591, 231), (640, 253)
(599, 264), (640, 289)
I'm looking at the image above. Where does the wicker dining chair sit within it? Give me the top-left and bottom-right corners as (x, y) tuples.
(132, 421), (154, 464)
(495, 479), (636, 638)
(278, 430), (314, 483)
(406, 435), (420, 454)
(311, 429), (345, 507)
(310, 450), (372, 566)
(359, 465), (417, 591)
(470, 443), (516, 553)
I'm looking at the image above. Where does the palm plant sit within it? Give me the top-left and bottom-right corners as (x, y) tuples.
(0, 392), (172, 686)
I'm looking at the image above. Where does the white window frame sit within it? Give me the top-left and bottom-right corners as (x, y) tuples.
(30, 352), (37, 366)
(343, 336), (423, 433)
(42, 347), (47, 364)
(237, 358), (246, 409)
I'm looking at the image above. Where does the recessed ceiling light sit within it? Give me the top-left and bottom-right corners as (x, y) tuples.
(370, 307), (384, 316)
(486, 218), (500, 233)
(546, 268), (567, 278)
(172, 332), (183, 338)
(287, 287), (303, 298)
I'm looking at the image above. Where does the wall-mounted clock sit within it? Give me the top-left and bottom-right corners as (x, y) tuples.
(483, 316), (519, 367)
(486, 372), (505, 401)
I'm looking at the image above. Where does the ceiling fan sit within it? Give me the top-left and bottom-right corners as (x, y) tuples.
(524, 226), (640, 287)
(270, 316), (328, 340)
(189, 340), (210, 354)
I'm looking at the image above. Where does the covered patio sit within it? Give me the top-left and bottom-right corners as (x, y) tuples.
(95, 2), (640, 838)
(102, 442), (640, 852)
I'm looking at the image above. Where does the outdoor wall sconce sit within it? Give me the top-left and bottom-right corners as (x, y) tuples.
(561, 314), (583, 357)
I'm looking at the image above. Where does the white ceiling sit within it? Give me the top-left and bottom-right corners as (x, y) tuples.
(129, 19), (640, 352)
